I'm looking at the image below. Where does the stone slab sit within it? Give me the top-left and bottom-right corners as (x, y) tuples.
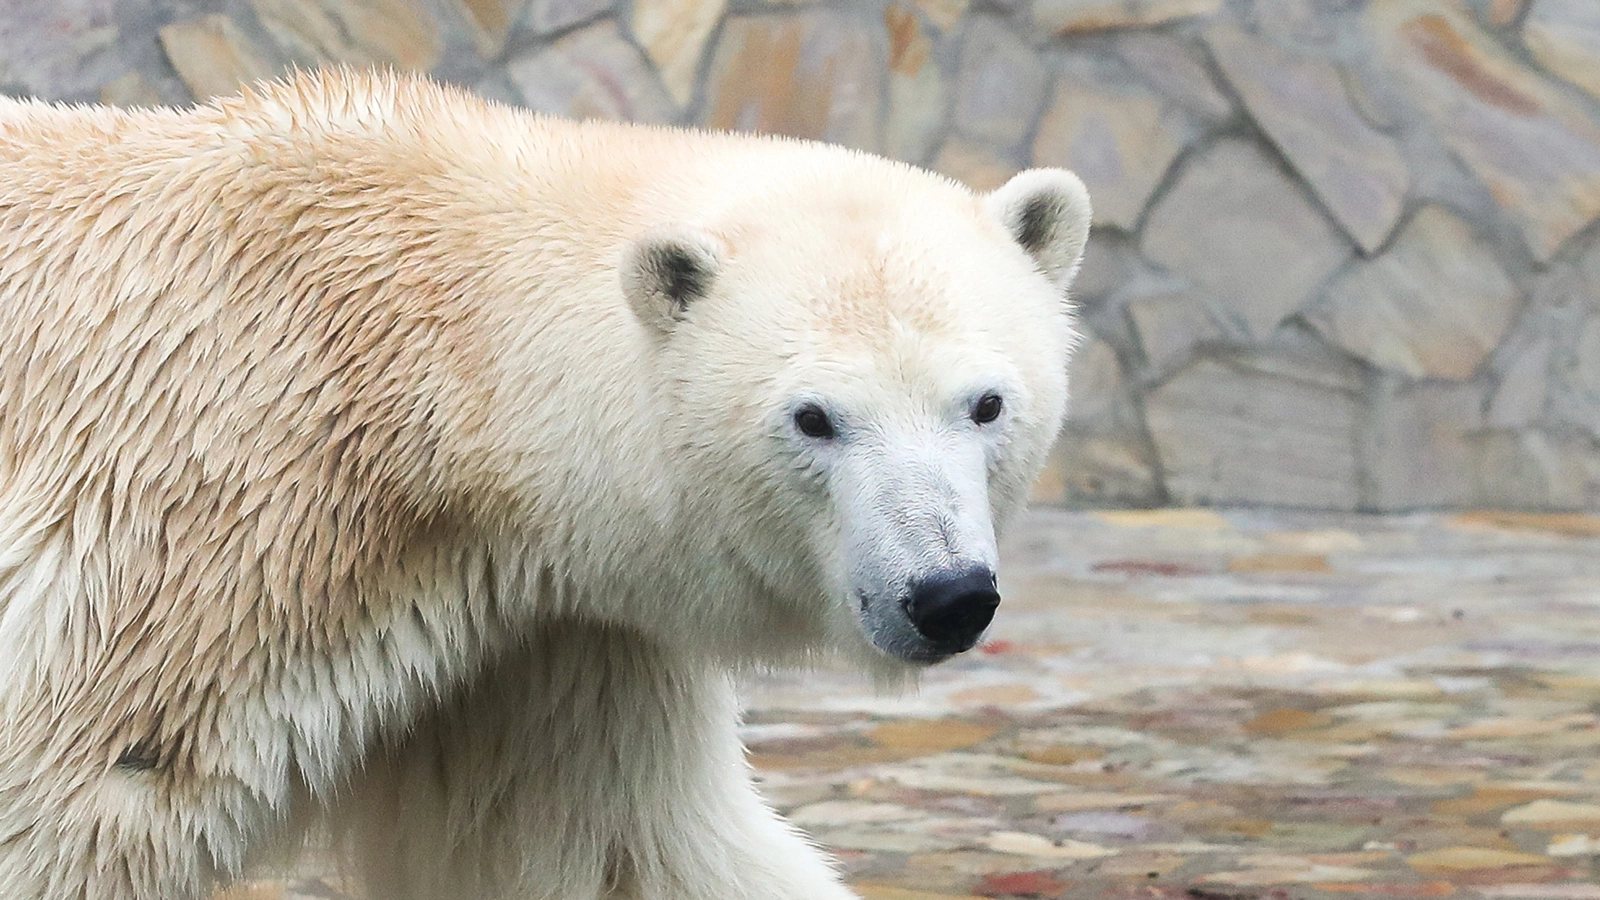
(1207, 25), (1410, 253)
(1032, 69), (1194, 231)
(1034, 0), (1222, 34)
(1114, 32), (1233, 122)
(703, 10), (884, 151)
(1126, 289), (1224, 376)
(1363, 379), (1488, 511)
(1142, 138), (1351, 340)
(884, 2), (945, 165)
(1524, 0), (1600, 100)
(524, 0), (613, 35)
(508, 20), (675, 122)
(1145, 352), (1363, 509)
(251, 0), (440, 70)
(1367, 0), (1600, 261)
(951, 16), (1046, 150)
(1309, 206), (1520, 381)
(634, 0), (726, 105)
(159, 15), (277, 101)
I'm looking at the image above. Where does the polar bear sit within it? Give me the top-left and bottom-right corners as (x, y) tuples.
(0, 71), (1089, 899)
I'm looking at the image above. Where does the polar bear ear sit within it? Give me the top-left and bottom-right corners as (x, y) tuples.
(621, 226), (725, 333)
(984, 169), (1093, 293)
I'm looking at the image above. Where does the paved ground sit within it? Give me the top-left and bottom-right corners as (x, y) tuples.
(253, 507), (1600, 899)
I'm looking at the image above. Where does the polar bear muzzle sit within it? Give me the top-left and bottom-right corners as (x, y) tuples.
(904, 567), (1001, 654)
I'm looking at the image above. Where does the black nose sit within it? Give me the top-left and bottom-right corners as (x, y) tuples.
(905, 568), (1000, 651)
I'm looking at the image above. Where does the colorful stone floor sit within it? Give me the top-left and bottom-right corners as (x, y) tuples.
(260, 507), (1600, 899)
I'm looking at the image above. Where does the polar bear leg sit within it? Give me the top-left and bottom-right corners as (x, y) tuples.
(336, 623), (856, 900)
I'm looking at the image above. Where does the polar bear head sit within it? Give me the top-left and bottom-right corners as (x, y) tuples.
(620, 159), (1090, 671)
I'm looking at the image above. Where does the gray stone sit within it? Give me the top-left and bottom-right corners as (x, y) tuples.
(1206, 25), (1410, 254)
(1034, 336), (1164, 507)
(1033, 431), (1165, 507)
(633, 0), (727, 105)
(1488, 330), (1553, 429)
(884, 2), (946, 165)
(251, 0), (441, 70)
(951, 16), (1047, 150)
(159, 15), (278, 101)
(1114, 32), (1233, 122)
(702, 10), (884, 151)
(1308, 206), (1520, 381)
(932, 134), (1021, 192)
(1363, 379), (1488, 511)
(0, 0), (118, 99)
(1031, 69), (1196, 230)
(1067, 335), (1123, 423)
(1145, 351), (1363, 509)
(1474, 428), (1600, 510)
(1126, 290), (1224, 375)
(1142, 138), (1351, 340)
(508, 21), (675, 122)
(525, 0), (612, 35)
(1550, 314), (1600, 440)
(1367, 0), (1600, 261)
(1071, 232), (1146, 306)
(1524, 0), (1600, 100)
(1033, 0), (1222, 34)
(457, 0), (529, 55)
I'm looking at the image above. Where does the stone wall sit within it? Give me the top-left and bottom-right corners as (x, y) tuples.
(4, 0), (1600, 511)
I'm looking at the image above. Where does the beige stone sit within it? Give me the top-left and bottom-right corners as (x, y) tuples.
(884, 3), (945, 164)
(932, 135), (1019, 192)
(99, 71), (163, 107)
(1143, 139), (1350, 339)
(1207, 25), (1410, 253)
(251, 0), (440, 70)
(703, 11), (884, 151)
(1525, 0), (1600, 100)
(1032, 70), (1191, 230)
(1406, 846), (1551, 871)
(158, 15), (276, 101)
(508, 21), (675, 123)
(1309, 206), (1519, 381)
(1368, 0), (1600, 260)
(982, 831), (1115, 859)
(916, 0), (970, 31)
(1034, 0), (1221, 34)
(1503, 798), (1600, 826)
(1488, 0), (1529, 26)
(634, 0), (727, 105)
(457, 0), (527, 56)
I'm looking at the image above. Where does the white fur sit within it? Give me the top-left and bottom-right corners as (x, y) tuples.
(0, 71), (1090, 899)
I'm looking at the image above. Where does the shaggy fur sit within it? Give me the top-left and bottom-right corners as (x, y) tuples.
(0, 71), (1089, 898)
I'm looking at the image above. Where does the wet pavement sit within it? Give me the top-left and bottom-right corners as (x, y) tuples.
(256, 507), (1600, 899)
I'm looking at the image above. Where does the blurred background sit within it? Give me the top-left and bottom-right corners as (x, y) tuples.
(7, 0), (1599, 514)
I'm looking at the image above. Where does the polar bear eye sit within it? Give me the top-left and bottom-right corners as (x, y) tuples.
(972, 393), (1004, 425)
(793, 405), (836, 440)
